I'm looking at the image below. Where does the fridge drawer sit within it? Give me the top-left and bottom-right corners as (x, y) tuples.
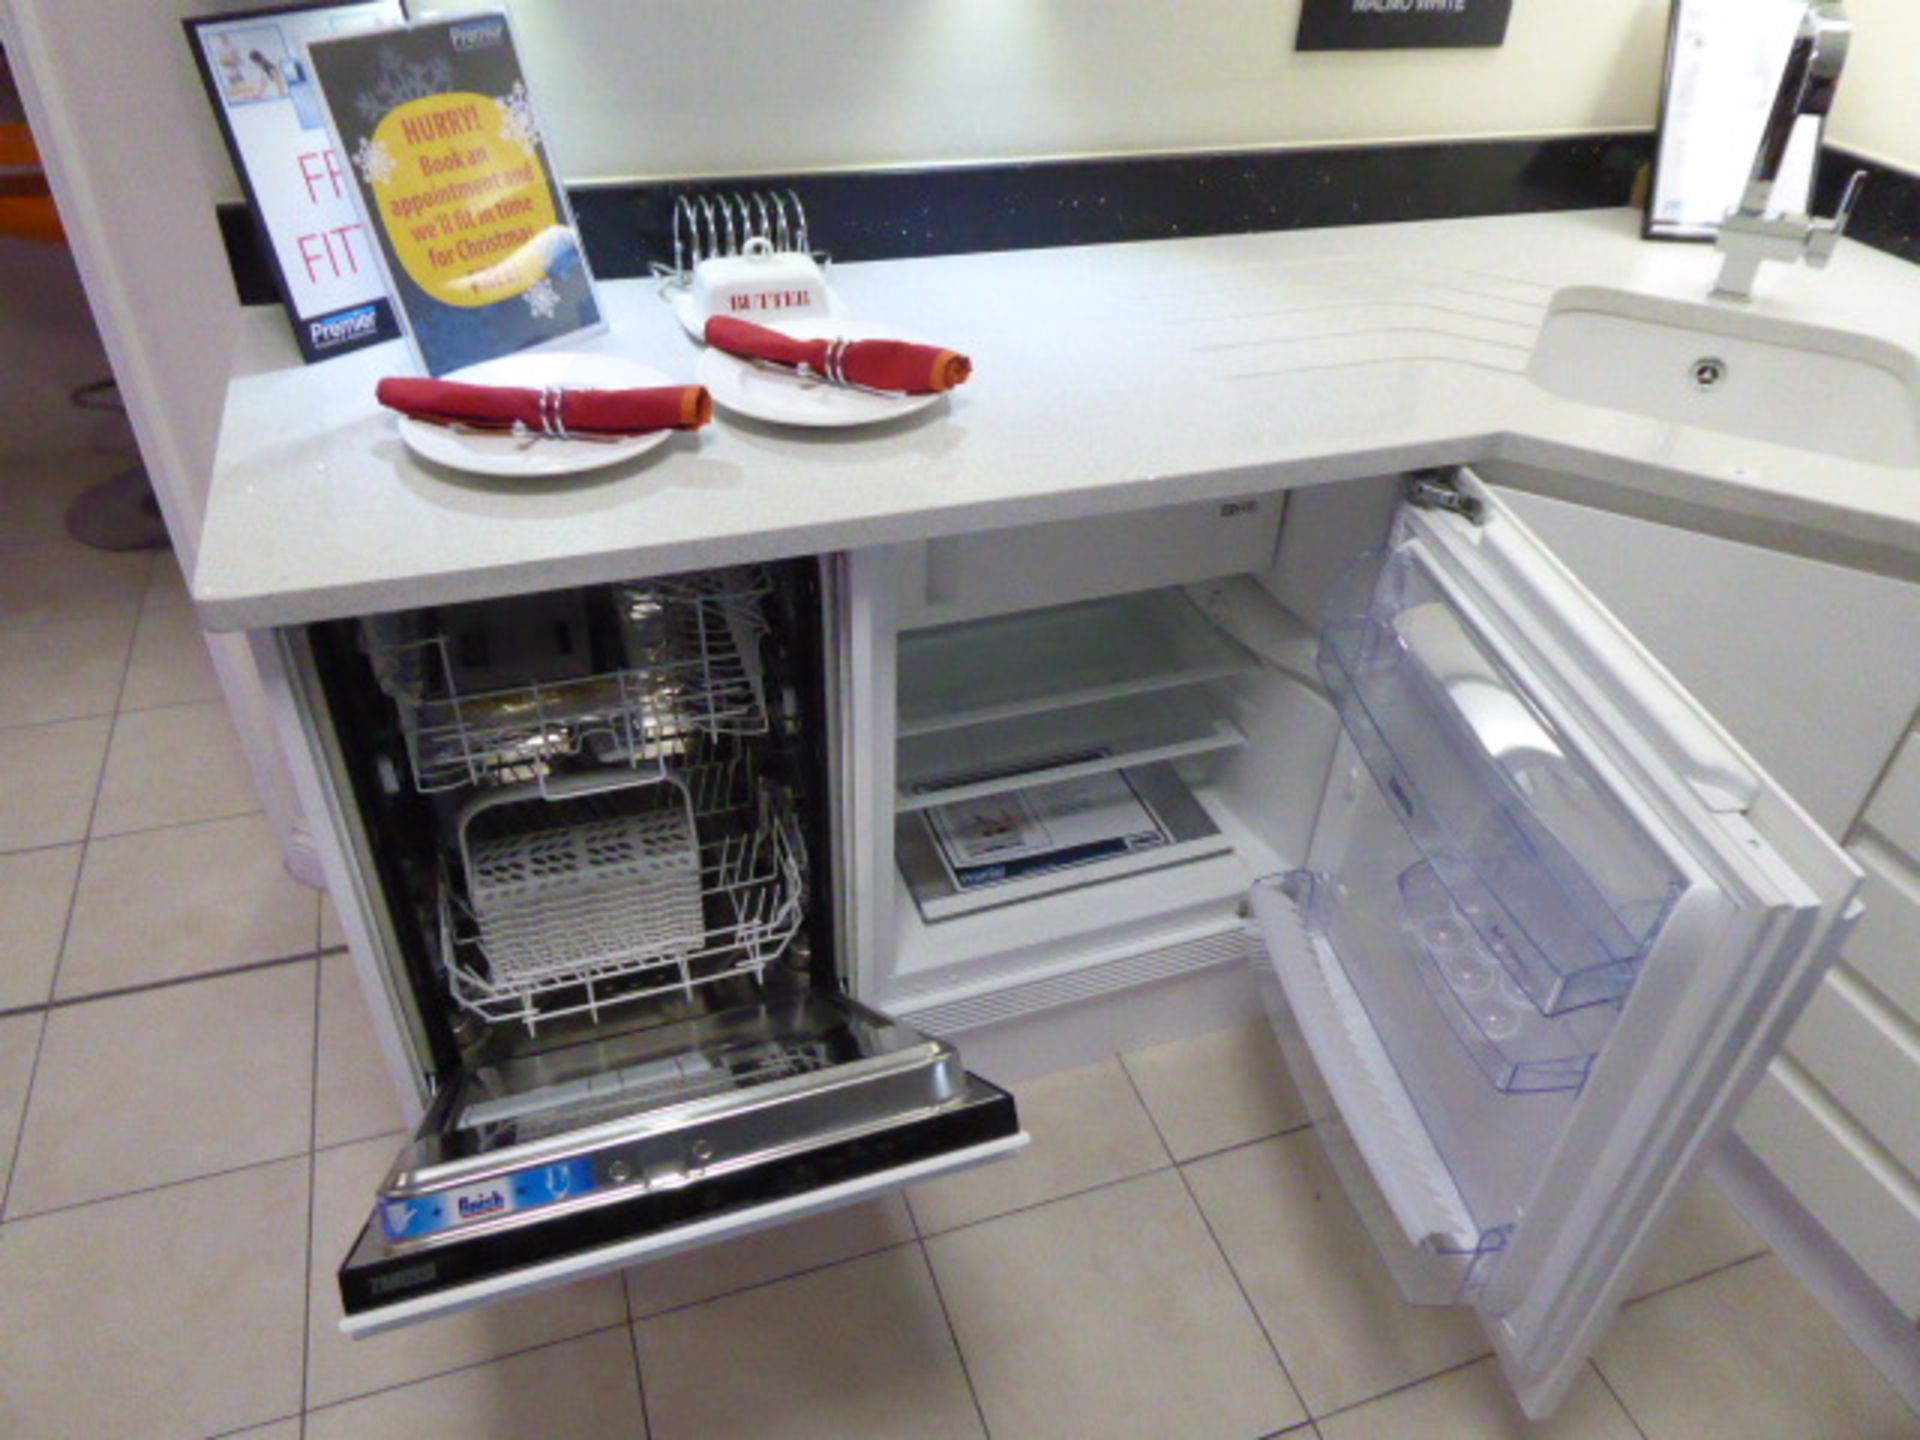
(339, 990), (1023, 1333)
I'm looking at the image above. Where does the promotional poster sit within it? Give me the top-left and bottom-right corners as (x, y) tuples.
(306, 11), (602, 376)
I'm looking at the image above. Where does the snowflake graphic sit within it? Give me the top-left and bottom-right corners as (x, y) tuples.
(497, 82), (540, 154)
(353, 46), (455, 125)
(523, 277), (560, 320)
(353, 135), (397, 187)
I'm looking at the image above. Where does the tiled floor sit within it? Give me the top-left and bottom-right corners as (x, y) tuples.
(3, 449), (1918, 1438)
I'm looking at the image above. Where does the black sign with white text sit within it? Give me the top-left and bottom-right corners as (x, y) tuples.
(1297, 0), (1513, 50)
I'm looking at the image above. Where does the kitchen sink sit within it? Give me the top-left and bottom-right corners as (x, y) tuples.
(1527, 285), (1920, 468)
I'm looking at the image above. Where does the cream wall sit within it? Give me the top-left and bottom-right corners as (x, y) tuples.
(395, 0), (1671, 182)
(1828, 0), (1920, 171)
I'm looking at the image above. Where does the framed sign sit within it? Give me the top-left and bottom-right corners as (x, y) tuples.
(1297, 0), (1513, 51)
(186, 1), (409, 363)
(306, 10), (603, 376)
(1647, 0), (1818, 240)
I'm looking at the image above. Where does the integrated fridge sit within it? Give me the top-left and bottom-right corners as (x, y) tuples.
(288, 468), (1857, 1419)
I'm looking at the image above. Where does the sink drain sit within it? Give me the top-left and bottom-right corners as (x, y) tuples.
(1689, 356), (1729, 392)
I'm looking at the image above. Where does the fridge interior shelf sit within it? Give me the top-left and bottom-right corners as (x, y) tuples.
(441, 755), (806, 1032)
(363, 569), (773, 794)
(895, 688), (1245, 812)
(896, 587), (1258, 738)
(1399, 864), (1617, 1094)
(1319, 547), (1683, 1015)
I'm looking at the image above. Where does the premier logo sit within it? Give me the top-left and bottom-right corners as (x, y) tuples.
(308, 304), (380, 351)
(450, 18), (506, 50)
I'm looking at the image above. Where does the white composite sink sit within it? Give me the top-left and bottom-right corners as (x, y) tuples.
(1527, 285), (1920, 468)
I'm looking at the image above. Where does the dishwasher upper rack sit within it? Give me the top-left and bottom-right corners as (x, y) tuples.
(653, 189), (829, 291)
(361, 569), (774, 795)
(439, 754), (809, 1032)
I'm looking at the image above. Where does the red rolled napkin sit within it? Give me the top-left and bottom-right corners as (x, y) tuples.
(376, 377), (713, 436)
(704, 315), (972, 394)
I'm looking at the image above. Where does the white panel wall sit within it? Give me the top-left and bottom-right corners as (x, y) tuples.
(1828, 0), (1920, 172)
(0, 0), (259, 541)
(397, 0), (1671, 183)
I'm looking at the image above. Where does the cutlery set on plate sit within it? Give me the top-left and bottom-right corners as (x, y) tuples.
(375, 210), (973, 474)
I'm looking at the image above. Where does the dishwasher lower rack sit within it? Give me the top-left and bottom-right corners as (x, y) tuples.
(439, 758), (807, 1032)
(363, 568), (775, 794)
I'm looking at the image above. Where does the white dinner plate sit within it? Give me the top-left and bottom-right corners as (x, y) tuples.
(394, 352), (681, 478)
(670, 283), (851, 341)
(697, 318), (948, 429)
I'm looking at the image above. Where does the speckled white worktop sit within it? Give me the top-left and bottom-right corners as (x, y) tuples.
(190, 207), (1920, 630)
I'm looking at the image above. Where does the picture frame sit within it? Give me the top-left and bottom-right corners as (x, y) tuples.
(1645, 0), (1820, 242)
(185, 0), (409, 362)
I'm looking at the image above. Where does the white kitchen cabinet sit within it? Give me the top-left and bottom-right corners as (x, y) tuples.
(1491, 479), (1920, 842)
(1486, 476), (1920, 1329)
(268, 460), (1870, 1420)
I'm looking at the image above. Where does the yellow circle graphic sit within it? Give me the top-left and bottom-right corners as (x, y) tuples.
(371, 92), (559, 308)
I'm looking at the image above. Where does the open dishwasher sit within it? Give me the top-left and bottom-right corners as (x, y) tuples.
(289, 559), (1023, 1334)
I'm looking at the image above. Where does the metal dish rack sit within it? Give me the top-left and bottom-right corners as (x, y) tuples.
(363, 568), (774, 795)
(653, 189), (826, 292)
(439, 753), (808, 1033)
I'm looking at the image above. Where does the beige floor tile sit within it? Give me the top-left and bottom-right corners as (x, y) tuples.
(1598, 1255), (1920, 1440)
(315, 953), (407, 1148)
(0, 1013), (44, 1205)
(307, 1134), (628, 1408)
(1624, 1174), (1766, 1302)
(321, 891), (347, 949)
(307, 1328), (645, 1440)
(625, 1193), (917, 1319)
(0, 539), (151, 632)
(0, 715), (110, 853)
(926, 1168), (1303, 1440)
(0, 613), (134, 727)
(91, 700), (260, 836)
(57, 813), (320, 997)
(906, 1056), (1169, 1235)
(0, 843), (80, 1008)
(1184, 1130), (1489, 1415)
(1320, 1357), (1639, 1440)
(7, 962), (316, 1216)
(118, 603), (221, 711)
(144, 550), (192, 610)
(1121, 1017), (1308, 1161)
(0, 1156), (309, 1440)
(0, 450), (137, 548)
(636, 1245), (982, 1440)
(223, 1422), (302, 1440)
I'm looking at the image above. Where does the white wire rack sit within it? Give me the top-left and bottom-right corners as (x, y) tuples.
(363, 568), (774, 794)
(441, 755), (807, 1032)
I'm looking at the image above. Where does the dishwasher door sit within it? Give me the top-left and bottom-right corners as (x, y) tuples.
(338, 987), (1023, 1335)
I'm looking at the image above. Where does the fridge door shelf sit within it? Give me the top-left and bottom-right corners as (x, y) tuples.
(1250, 872), (1512, 1303)
(1400, 864), (1616, 1095)
(441, 760), (806, 1033)
(362, 568), (774, 794)
(1318, 547), (1684, 1016)
(896, 586), (1259, 738)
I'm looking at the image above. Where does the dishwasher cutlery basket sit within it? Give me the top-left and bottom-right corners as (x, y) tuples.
(458, 770), (706, 991)
(441, 759), (808, 1031)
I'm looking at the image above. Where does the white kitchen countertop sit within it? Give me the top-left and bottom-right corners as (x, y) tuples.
(191, 207), (1920, 630)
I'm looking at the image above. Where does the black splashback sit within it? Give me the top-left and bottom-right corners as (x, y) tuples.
(1818, 148), (1920, 270)
(217, 132), (1920, 310)
(220, 133), (1654, 307)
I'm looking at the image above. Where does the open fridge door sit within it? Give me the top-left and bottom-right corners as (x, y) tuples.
(1247, 468), (1860, 1418)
